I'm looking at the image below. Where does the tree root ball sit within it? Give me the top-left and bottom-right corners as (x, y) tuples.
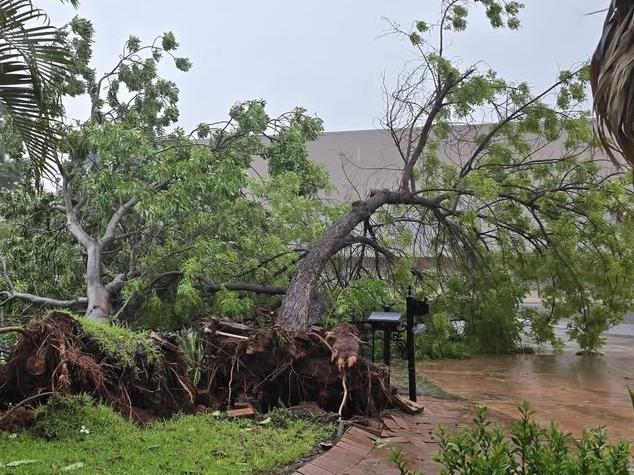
(0, 313), (393, 425)
(0, 312), (194, 423)
(198, 318), (392, 417)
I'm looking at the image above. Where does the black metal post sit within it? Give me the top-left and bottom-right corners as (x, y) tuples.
(383, 329), (391, 366)
(406, 296), (417, 402)
(371, 328), (375, 363)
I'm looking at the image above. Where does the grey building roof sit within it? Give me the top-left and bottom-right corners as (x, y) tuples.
(251, 127), (617, 202)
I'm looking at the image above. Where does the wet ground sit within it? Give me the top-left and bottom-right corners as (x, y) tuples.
(418, 322), (634, 442)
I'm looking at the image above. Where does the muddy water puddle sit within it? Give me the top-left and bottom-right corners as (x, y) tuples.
(417, 335), (634, 442)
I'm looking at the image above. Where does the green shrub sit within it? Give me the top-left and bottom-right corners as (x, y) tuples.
(178, 328), (203, 387)
(35, 394), (132, 441)
(415, 313), (470, 360)
(392, 403), (632, 475)
(0, 331), (18, 365)
(429, 270), (528, 355)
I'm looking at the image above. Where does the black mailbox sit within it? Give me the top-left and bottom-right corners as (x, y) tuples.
(353, 291), (429, 402)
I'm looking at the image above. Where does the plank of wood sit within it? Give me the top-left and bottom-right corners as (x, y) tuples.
(392, 394), (424, 414)
(226, 405), (256, 418)
(215, 330), (250, 340)
(216, 318), (251, 332)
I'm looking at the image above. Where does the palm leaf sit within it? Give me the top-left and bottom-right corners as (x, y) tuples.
(0, 0), (73, 175)
(590, 0), (634, 169)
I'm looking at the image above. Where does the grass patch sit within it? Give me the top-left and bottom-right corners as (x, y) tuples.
(0, 396), (332, 474)
(72, 314), (162, 368)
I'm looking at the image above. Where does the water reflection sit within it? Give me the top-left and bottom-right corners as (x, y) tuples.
(418, 334), (634, 441)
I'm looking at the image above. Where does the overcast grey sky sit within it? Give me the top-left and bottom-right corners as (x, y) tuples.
(41, 0), (605, 132)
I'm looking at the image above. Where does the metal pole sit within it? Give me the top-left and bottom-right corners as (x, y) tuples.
(383, 328), (391, 366)
(406, 297), (417, 402)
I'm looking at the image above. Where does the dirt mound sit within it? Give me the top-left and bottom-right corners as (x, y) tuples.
(0, 312), (194, 423)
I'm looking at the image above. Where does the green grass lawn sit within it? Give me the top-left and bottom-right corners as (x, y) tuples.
(0, 397), (331, 475)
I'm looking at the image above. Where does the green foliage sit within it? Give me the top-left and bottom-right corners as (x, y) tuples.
(0, 331), (17, 365)
(266, 108), (326, 195)
(427, 270), (526, 354)
(330, 276), (392, 322)
(3, 395), (331, 474)
(2, 0), (633, 361)
(393, 403), (631, 475)
(415, 313), (470, 360)
(0, 0), (74, 174)
(411, 0), (523, 37)
(178, 328), (203, 387)
(0, 19), (331, 329)
(211, 290), (254, 319)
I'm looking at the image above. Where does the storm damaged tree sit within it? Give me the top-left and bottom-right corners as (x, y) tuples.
(277, 0), (634, 352)
(0, 20), (326, 323)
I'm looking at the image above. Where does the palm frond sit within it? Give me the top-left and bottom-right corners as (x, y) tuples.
(0, 0), (72, 175)
(590, 0), (634, 169)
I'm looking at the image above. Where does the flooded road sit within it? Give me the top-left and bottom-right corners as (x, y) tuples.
(418, 330), (634, 442)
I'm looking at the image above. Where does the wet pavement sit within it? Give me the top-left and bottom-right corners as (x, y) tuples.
(419, 328), (634, 442)
(297, 321), (633, 475)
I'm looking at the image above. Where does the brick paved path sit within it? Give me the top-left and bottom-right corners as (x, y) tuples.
(294, 397), (510, 475)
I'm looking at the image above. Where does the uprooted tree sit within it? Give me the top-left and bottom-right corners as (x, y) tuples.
(276, 1), (634, 351)
(1, 1), (634, 355)
(0, 18), (329, 325)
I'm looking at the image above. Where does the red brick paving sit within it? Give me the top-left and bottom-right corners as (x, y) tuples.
(294, 397), (511, 475)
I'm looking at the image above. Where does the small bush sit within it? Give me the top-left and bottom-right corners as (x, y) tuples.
(392, 403), (631, 475)
(35, 394), (131, 441)
(415, 313), (470, 360)
(178, 328), (204, 387)
(0, 332), (18, 365)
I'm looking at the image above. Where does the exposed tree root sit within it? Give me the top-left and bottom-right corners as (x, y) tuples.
(0, 313), (393, 427)
(197, 318), (392, 417)
(0, 312), (194, 424)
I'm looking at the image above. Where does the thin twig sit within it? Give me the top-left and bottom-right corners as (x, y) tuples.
(0, 392), (54, 423)
(0, 327), (27, 336)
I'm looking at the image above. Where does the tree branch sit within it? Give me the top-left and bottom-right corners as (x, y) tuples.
(205, 282), (287, 295)
(104, 273), (127, 294)
(0, 291), (87, 308)
(0, 326), (27, 336)
(399, 69), (475, 192)
(459, 69), (583, 178)
(61, 172), (93, 248)
(101, 196), (140, 245)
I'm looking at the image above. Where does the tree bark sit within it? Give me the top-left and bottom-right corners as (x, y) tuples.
(277, 203), (378, 330)
(277, 190), (443, 330)
(84, 243), (111, 323)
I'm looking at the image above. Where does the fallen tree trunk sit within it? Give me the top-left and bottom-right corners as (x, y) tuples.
(277, 190), (445, 330)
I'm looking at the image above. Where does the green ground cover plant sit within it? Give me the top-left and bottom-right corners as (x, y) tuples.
(0, 395), (332, 475)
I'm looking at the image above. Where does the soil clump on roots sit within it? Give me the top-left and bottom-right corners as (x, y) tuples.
(197, 318), (391, 417)
(0, 312), (194, 424)
(0, 312), (392, 427)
